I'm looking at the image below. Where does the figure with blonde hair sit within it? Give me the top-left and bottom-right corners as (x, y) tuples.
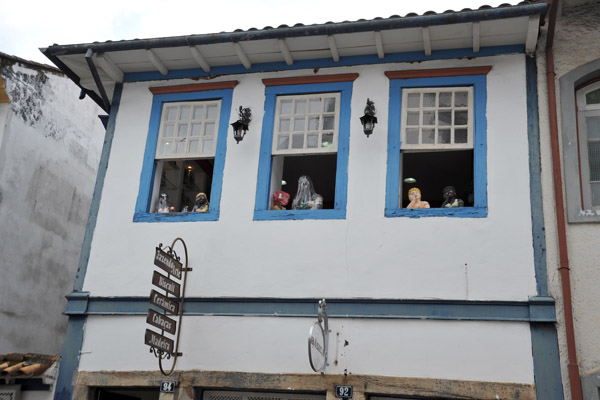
(407, 187), (430, 209)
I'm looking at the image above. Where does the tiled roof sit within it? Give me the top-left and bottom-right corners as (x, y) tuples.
(0, 353), (57, 379)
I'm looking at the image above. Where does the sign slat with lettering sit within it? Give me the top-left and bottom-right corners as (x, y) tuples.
(154, 247), (182, 280)
(150, 289), (179, 315)
(145, 329), (174, 354)
(152, 271), (181, 297)
(146, 309), (177, 335)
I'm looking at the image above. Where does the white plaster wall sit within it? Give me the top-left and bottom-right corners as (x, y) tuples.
(0, 60), (105, 354)
(83, 54), (537, 302)
(79, 315), (534, 384)
(537, 2), (600, 392)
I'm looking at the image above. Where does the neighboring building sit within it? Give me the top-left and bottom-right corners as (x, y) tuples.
(537, 1), (600, 399)
(43, 2), (565, 400)
(0, 52), (105, 398)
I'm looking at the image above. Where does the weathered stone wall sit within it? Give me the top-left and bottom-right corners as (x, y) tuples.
(0, 56), (104, 355)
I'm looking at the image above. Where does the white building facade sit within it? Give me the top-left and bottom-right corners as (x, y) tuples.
(44, 3), (565, 399)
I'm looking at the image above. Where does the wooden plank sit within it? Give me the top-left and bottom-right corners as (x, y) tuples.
(149, 80), (239, 94)
(385, 66), (492, 79)
(262, 73), (359, 87)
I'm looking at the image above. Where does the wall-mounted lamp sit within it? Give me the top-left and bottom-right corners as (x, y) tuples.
(360, 98), (377, 137)
(231, 106), (252, 144)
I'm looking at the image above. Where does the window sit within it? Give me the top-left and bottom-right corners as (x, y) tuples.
(385, 70), (488, 217)
(576, 81), (600, 212)
(134, 84), (235, 222)
(559, 58), (600, 222)
(254, 77), (355, 220)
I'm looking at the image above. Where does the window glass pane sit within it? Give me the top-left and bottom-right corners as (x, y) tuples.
(308, 116), (320, 131)
(422, 111), (435, 125)
(406, 128), (419, 144)
(439, 92), (452, 107)
(406, 112), (419, 126)
(455, 128), (468, 143)
(280, 100), (293, 115)
(591, 182), (600, 207)
(439, 129), (451, 144)
(176, 140), (186, 154)
(206, 105), (218, 119)
(202, 139), (214, 153)
(324, 98), (336, 112)
(586, 117), (600, 140)
(164, 124), (175, 137)
(407, 93), (420, 108)
(586, 88), (600, 105)
(455, 92), (468, 107)
(193, 105), (204, 119)
(307, 134), (319, 148)
(588, 141), (600, 181)
(454, 110), (468, 125)
(178, 124), (188, 137)
(180, 105), (191, 121)
(279, 118), (291, 132)
(277, 135), (289, 150)
(161, 140), (174, 155)
(422, 129), (435, 144)
(292, 134), (304, 149)
(423, 93), (436, 107)
(191, 123), (202, 136)
(323, 116), (335, 130)
(188, 139), (199, 153)
(438, 111), (451, 126)
(294, 117), (306, 132)
(309, 99), (322, 113)
(166, 106), (178, 121)
(322, 133), (334, 147)
(295, 100), (307, 114)
(204, 122), (215, 137)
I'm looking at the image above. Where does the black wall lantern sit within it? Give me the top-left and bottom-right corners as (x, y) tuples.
(231, 106), (252, 144)
(360, 98), (377, 137)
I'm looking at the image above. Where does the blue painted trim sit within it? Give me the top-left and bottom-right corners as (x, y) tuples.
(526, 56), (548, 296)
(530, 323), (565, 399)
(385, 74), (488, 218)
(124, 45), (525, 83)
(253, 81), (352, 221)
(133, 89), (233, 222)
(72, 84), (123, 291)
(53, 316), (86, 400)
(64, 292), (90, 315)
(64, 296), (557, 322)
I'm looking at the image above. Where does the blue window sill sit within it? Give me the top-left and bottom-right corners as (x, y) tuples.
(254, 209), (346, 221)
(133, 211), (219, 222)
(385, 207), (488, 218)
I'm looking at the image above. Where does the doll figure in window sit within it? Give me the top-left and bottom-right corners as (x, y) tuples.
(192, 192), (209, 212)
(272, 190), (290, 210)
(292, 176), (323, 210)
(157, 193), (170, 213)
(407, 187), (430, 209)
(441, 186), (464, 208)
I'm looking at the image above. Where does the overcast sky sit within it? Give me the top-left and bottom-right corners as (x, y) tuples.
(1, 0), (517, 65)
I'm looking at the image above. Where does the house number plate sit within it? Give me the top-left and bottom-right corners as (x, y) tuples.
(335, 385), (353, 398)
(160, 380), (176, 393)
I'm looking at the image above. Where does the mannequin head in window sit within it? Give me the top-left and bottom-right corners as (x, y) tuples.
(292, 175), (323, 210)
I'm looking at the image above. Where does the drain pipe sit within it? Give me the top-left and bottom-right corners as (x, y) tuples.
(545, 0), (583, 399)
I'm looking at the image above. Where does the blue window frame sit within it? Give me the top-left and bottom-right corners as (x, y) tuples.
(385, 74), (488, 218)
(254, 81), (352, 220)
(134, 88), (233, 222)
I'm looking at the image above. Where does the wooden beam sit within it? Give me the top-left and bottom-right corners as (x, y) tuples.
(328, 36), (340, 62)
(422, 27), (432, 56)
(149, 80), (239, 94)
(146, 49), (168, 76)
(278, 39), (294, 66)
(233, 42), (252, 69)
(385, 66), (492, 80)
(472, 22), (481, 53)
(0, 77), (9, 103)
(190, 46), (211, 73)
(94, 53), (124, 83)
(375, 31), (385, 59)
(525, 15), (540, 55)
(262, 73), (359, 87)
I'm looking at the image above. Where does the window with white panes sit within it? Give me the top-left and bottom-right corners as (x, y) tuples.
(401, 87), (473, 150)
(273, 93), (340, 155)
(156, 101), (221, 159)
(576, 81), (600, 210)
(151, 100), (221, 213)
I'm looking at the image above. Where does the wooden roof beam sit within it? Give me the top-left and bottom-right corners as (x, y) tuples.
(422, 27), (432, 56)
(190, 46), (211, 73)
(375, 31), (385, 59)
(328, 36), (340, 62)
(525, 15), (540, 54)
(278, 39), (294, 66)
(146, 49), (168, 75)
(472, 22), (481, 53)
(233, 43), (252, 69)
(94, 53), (124, 82)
